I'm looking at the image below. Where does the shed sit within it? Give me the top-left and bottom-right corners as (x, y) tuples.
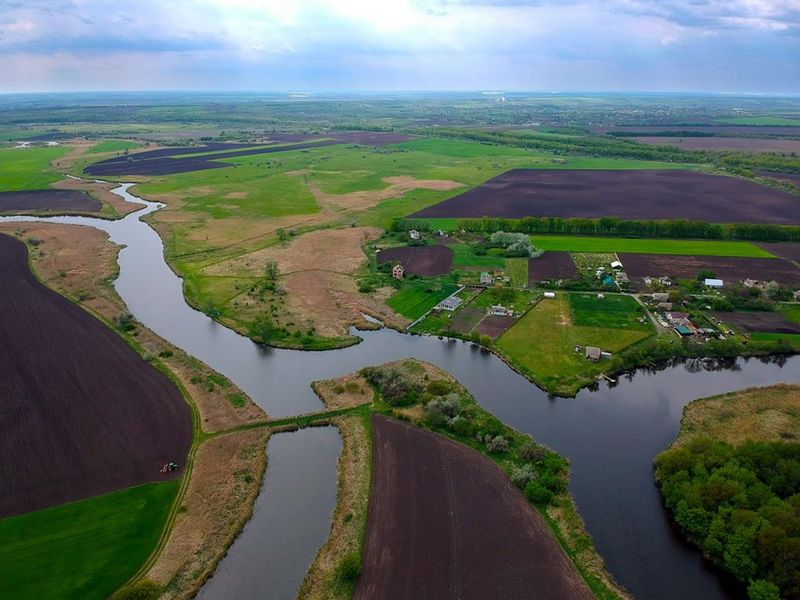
(488, 305), (513, 317)
(652, 292), (670, 302)
(585, 346), (602, 362)
(657, 302), (673, 311)
(480, 272), (493, 285)
(610, 260), (623, 269)
(794, 290), (800, 301)
(408, 229), (421, 240)
(543, 291), (556, 299)
(704, 278), (724, 288)
(392, 264), (405, 280)
(675, 325), (693, 336)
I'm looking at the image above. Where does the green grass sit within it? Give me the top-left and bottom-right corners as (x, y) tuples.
(569, 293), (652, 331)
(471, 287), (538, 314)
(496, 293), (652, 394)
(0, 146), (70, 191)
(716, 116), (800, 126)
(530, 235), (773, 258)
(451, 244), (506, 269)
(775, 303), (800, 323)
(505, 258), (529, 287)
(89, 139), (141, 154)
(0, 482), (178, 600)
(387, 281), (459, 320)
(750, 332), (800, 348)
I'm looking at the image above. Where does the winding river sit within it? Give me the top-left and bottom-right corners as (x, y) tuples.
(3, 184), (798, 600)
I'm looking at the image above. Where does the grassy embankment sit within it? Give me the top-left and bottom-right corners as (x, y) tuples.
(495, 292), (653, 395)
(305, 359), (628, 600)
(655, 385), (800, 600)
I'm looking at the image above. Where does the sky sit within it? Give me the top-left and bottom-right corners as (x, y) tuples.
(0, 0), (798, 93)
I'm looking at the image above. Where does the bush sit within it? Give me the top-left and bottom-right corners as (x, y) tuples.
(426, 380), (451, 396)
(337, 553), (362, 581)
(486, 435), (510, 453)
(424, 394), (462, 427)
(114, 312), (136, 332)
(510, 463), (538, 487)
(524, 481), (553, 505)
(362, 365), (423, 406)
(748, 580), (781, 600)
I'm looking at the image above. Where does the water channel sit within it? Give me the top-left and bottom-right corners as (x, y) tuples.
(3, 183), (798, 599)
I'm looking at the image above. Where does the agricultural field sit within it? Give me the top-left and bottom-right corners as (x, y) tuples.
(713, 311), (800, 334)
(0, 235), (192, 518)
(356, 415), (593, 600)
(412, 168), (800, 225)
(0, 189), (100, 213)
(528, 251), (578, 282)
(386, 281), (459, 320)
(88, 139), (141, 154)
(376, 244), (453, 275)
(505, 257), (529, 287)
(451, 243), (507, 269)
(0, 146), (71, 190)
(619, 253), (800, 286)
(531, 235), (773, 258)
(568, 293), (651, 330)
(632, 136), (800, 154)
(0, 482), (177, 600)
(496, 292), (653, 394)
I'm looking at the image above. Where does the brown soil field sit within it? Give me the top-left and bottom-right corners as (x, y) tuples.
(0, 223), (267, 432)
(85, 132), (412, 176)
(596, 125), (800, 136)
(412, 169), (800, 224)
(758, 171), (800, 187)
(529, 251), (578, 282)
(449, 306), (486, 334)
(634, 137), (800, 153)
(756, 242), (800, 261)
(355, 414), (593, 600)
(618, 253), (800, 285)
(53, 177), (142, 217)
(713, 311), (800, 334)
(0, 235), (192, 518)
(475, 314), (516, 338)
(147, 428), (269, 600)
(0, 189), (100, 213)
(376, 244), (454, 275)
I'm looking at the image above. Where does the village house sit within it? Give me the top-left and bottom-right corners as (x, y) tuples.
(794, 290), (800, 302)
(488, 305), (513, 317)
(408, 229), (421, 241)
(480, 272), (493, 285)
(704, 278), (724, 289)
(652, 292), (670, 302)
(657, 301), (674, 311)
(543, 291), (556, 299)
(437, 296), (463, 312)
(610, 260), (623, 270)
(667, 311), (698, 336)
(585, 346), (602, 362)
(392, 264), (405, 280)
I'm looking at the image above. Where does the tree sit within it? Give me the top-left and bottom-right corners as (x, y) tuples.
(747, 580), (781, 600)
(264, 260), (279, 281)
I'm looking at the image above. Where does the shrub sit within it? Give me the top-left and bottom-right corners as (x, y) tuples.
(337, 553), (362, 582)
(158, 349), (173, 358)
(424, 394), (462, 427)
(524, 481), (554, 505)
(114, 312), (136, 332)
(486, 435), (510, 453)
(426, 380), (451, 396)
(510, 463), (538, 487)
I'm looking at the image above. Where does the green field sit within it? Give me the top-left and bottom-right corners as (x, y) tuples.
(497, 293), (652, 394)
(505, 258), (529, 287)
(775, 303), (800, 323)
(0, 146), (70, 191)
(387, 281), (459, 320)
(530, 235), (773, 258)
(471, 287), (538, 314)
(0, 482), (177, 600)
(451, 244), (506, 269)
(569, 293), (652, 330)
(89, 139), (141, 154)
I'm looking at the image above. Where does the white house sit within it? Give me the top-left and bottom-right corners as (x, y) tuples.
(437, 296), (463, 311)
(408, 229), (421, 240)
(704, 278), (724, 289)
(392, 264), (405, 280)
(480, 272), (493, 285)
(543, 291), (556, 299)
(610, 260), (623, 270)
(488, 305), (513, 317)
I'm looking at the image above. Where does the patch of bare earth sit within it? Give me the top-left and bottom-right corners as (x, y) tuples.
(0, 222), (267, 432)
(305, 175), (463, 213)
(298, 416), (370, 600)
(147, 429), (269, 600)
(313, 374), (372, 410)
(206, 227), (408, 337)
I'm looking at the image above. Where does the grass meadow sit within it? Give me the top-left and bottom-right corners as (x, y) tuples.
(0, 146), (70, 191)
(0, 481), (177, 600)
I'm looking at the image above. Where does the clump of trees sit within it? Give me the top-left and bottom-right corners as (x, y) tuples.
(360, 364), (423, 406)
(489, 231), (544, 258)
(655, 437), (800, 599)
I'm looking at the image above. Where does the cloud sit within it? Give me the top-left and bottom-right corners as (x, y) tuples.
(0, 0), (798, 92)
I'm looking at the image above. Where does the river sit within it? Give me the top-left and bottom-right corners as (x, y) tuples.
(3, 183), (798, 599)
